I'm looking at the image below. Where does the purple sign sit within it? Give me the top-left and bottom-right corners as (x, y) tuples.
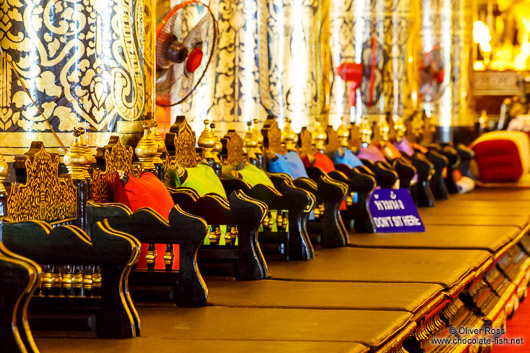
(369, 189), (425, 233)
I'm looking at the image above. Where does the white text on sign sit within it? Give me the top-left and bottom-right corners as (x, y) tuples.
(373, 215), (422, 228)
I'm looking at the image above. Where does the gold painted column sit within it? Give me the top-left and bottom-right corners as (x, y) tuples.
(329, 0), (411, 126)
(169, 0), (266, 135)
(0, 0), (147, 159)
(258, 0), (331, 132)
(419, 0), (474, 143)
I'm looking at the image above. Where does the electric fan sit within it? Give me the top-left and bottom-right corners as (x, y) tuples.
(418, 45), (446, 103)
(156, 0), (217, 107)
(336, 36), (387, 110)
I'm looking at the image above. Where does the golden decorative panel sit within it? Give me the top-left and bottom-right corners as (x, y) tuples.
(299, 128), (313, 156)
(224, 131), (245, 165)
(92, 138), (136, 203)
(164, 117), (202, 181)
(261, 118), (284, 155)
(0, 0), (146, 154)
(7, 144), (77, 223)
(326, 126), (340, 153)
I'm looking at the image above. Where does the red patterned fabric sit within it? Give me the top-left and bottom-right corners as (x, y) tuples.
(113, 171), (178, 269)
(472, 139), (524, 183)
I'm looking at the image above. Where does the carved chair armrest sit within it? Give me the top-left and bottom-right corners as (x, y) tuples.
(0, 243), (40, 353)
(168, 188), (268, 280)
(87, 201), (208, 307)
(2, 220), (141, 338)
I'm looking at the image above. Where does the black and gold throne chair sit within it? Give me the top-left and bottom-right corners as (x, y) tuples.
(0, 242), (40, 353)
(0, 142), (141, 341)
(260, 116), (350, 247)
(164, 116), (268, 280)
(212, 124), (315, 261)
(86, 133), (209, 307)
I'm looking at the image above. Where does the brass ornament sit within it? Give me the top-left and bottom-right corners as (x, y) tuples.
(152, 122), (167, 165)
(411, 112), (425, 140)
(135, 122), (158, 170)
(379, 116), (390, 143)
(7, 144), (77, 223)
(243, 121), (258, 159)
(252, 119), (264, 148)
(394, 117), (407, 143)
(359, 118), (373, 146)
(0, 153), (7, 194)
(198, 120), (217, 161)
(64, 128), (93, 180)
(211, 123), (223, 162)
(281, 118), (299, 152)
(312, 120), (327, 152)
(337, 123), (350, 148)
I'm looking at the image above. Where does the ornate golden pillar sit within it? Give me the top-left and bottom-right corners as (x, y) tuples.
(0, 0), (147, 159)
(168, 0), (265, 134)
(329, 0), (411, 126)
(167, 0), (330, 134)
(258, 0), (331, 132)
(419, 0), (474, 143)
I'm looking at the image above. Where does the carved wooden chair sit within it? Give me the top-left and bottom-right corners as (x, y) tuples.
(87, 136), (209, 306)
(0, 142), (141, 341)
(350, 116), (437, 207)
(216, 127), (315, 261)
(0, 242), (40, 353)
(164, 116), (268, 280)
(260, 116), (350, 246)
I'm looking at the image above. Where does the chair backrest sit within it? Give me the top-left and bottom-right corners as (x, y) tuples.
(6, 142), (77, 225)
(92, 136), (140, 203)
(299, 127), (313, 156)
(222, 130), (246, 166)
(326, 126), (340, 154)
(261, 116), (285, 156)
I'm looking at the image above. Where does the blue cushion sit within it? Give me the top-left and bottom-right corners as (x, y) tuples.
(269, 151), (309, 179)
(334, 148), (363, 168)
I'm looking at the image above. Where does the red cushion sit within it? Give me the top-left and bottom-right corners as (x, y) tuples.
(313, 152), (335, 173)
(472, 139), (524, 183)
(113, 171), (178, 269)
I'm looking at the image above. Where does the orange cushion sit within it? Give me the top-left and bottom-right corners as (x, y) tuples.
(114, 171), (177, 270)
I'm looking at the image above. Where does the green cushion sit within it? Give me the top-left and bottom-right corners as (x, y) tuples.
(238, 164), (275, 188)
(176, 163), (227, 199)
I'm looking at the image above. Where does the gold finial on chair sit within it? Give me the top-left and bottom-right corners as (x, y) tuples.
(0, 153), (7, 193)
(252, 119), (264, 148)
(281, 118), (298, 151)
(394, 117), (406, 143)
(198, 119), (217, 160)
(211, 122), (223, 162)
(64, 127), (93, 180)
(152, 121), (167, 164)
(135, 121), (158, 170)
(243, 121), (258, 159)
(337, 123), (350, 148)
(379, 116), (390, 143)
(312, 119), (327, 152)
(359, 118), (373, 147)
(411, 112), (425, 139)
